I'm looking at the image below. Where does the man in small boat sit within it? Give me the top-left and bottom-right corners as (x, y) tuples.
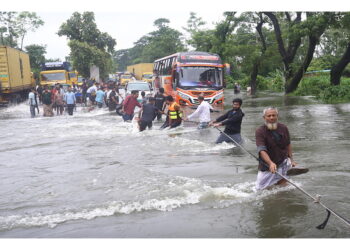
(255, 107), (308, 190)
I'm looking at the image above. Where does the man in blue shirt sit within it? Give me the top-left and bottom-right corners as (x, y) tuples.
(64, 86), (76, 115)
(95, 87), (106, 108)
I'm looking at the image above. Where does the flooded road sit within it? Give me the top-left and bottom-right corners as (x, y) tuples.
(0, 90), (350, 238)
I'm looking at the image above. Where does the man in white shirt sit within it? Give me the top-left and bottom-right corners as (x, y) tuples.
(185, 95), (213, 129)
(28, 88), (37, 118)
(86, 83), (98, 105)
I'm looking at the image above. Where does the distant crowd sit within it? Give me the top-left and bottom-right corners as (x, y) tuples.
(28, 80), (308, 191)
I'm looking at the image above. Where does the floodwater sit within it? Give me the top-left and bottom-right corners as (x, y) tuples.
(0, 90), (349, 238)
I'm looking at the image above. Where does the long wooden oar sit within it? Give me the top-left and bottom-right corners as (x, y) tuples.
(213, 126), (350, 229)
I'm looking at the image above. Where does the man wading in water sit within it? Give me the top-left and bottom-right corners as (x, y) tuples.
(160, 95), (183, 129)
(210, 98), (244, 144)
(255, 107), (308, 190)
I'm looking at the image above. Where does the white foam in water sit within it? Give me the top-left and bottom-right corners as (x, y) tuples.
(0, 177), (257, 230)
(0, 103), (31, 118)
(165, 136), (235, 153)
(0, 176), (301, 230)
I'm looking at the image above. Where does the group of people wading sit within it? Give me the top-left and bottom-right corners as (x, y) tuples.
(28, 84), (307, 190)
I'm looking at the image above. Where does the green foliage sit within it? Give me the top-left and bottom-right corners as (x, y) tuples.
(308, 56), (334, 71)
(58, 12), (116, 79)
(320, 83), (350, 103)
(114, 18), (185, 70)
(293, 75), (331, 97)
(266, 70), (285, 92)
(16, 12), (44, 50)
(25, 44), (46, 71)
(293, 75), (350, 103)
(69, 40), (113, 79)
(0, 11), (44, 49)
(224, 75), (235, 89)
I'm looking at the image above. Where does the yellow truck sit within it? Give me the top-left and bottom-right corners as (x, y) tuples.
(119, 72), (133, 86)
(68, 70), (79, 85)
(0, 46), (33, 105)
(126, 63), (153, 81)
(40, 61), (71, 87)
(77, 75), (84, 86)
(141, 72), (153, 85)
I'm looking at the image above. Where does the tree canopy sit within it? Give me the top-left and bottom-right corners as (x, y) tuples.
(58, 12), (116, 79)
(114, 18), (185, 71)
(0, 11), (44, 49)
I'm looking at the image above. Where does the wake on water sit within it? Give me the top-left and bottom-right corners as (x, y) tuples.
(0, 175), (299, 230)
(0, 102), (301, 231)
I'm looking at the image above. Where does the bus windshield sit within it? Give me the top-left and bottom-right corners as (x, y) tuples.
(178, 66), (223, 89)
(41, 73), (66, 81)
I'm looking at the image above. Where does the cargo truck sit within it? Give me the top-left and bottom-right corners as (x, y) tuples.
(68, 70), (79, 85)
(141, 72), (153, 85)
(40, 61), (71, 87)
(126, 63), (153, 80)
(0, 46), (33, 105)
(120, 72), (133, 86)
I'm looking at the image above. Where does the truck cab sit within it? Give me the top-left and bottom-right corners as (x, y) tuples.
(68, 70), (78, 85)
(120, 72), (133, 86)
(40, 62), (71, 87)
(141, 72), (153, 85)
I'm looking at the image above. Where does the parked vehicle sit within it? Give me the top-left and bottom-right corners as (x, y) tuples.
(126, 63), (153, 80)
(77, 75), (84, 86)
(120, 72), (133, 86)
(141, 72), (153, 85)
(68, 70), (79, 85)
(125, 81), (153, 102)
(0, 46), (33, 105)
(40, 61), (71, 87)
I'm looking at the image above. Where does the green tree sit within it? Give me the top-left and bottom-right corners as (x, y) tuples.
(0, 11), (43, 49)
(182, 12), (215, 52)
(210, 12), (239, 60)
(0, 12), (19, 47)
(69, 40), (113, 78)
(330, 13), (350, 85)
(113, 49), (131, 71)
(140, 18), (186, 62)
(25, 44), (46, 72)
(58, 12), (116, 79)
(264, 12), (334, 93)
(114, 18), (186, 69)
(16, 12), (44, 50)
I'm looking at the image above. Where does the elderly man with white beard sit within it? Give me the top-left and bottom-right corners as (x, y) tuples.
(255, 107), (307, 190)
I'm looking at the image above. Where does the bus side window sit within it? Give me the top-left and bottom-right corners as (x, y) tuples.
(167, 58), (173, 75)
(172, 70), (178, 89)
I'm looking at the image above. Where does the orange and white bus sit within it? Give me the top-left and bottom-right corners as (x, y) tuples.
(153, 51), (228, 106)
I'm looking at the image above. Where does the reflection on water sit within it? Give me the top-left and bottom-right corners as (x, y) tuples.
(255, 191), (308, 238)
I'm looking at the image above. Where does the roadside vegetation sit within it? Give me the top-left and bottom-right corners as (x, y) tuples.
(1, 11), (350, 103)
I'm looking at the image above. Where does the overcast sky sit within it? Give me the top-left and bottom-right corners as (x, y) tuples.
(22, 11), (223, 60)
(3, 0), (346, 60)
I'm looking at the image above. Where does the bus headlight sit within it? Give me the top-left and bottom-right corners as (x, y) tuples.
(178, 91), (191, 101)
(214, 92), (223, 100)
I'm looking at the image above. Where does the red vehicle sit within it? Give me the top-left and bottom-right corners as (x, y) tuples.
(153, 51), (228, 106)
